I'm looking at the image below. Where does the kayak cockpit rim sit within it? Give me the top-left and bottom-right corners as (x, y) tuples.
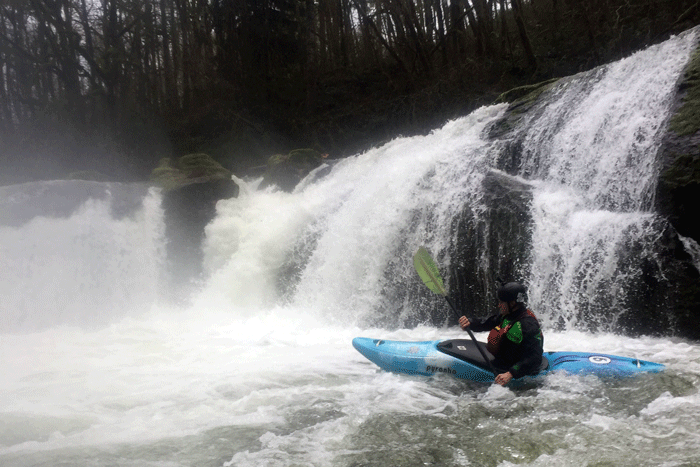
(437, 339), (549, 373)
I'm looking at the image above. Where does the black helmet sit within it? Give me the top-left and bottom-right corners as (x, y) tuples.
(497, 282), (526, 302)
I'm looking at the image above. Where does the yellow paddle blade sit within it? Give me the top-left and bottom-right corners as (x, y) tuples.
(413, 246), (447, 296)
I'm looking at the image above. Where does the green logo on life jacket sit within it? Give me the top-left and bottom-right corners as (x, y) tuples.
(504, 319), (523, 344)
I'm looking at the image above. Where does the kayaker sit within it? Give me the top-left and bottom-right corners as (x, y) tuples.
(458, 282), (544, 386)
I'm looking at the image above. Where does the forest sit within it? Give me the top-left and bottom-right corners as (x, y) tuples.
(1, 0), (699, 183)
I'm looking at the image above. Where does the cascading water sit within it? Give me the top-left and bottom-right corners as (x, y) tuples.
(196, 105), (504, 326)
(1, 29), (700, 467)
(512, 33), (700, 331)
(0, 181), (164, 332)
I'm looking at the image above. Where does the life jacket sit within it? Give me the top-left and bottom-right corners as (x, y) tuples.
(486, 308), (538, 355)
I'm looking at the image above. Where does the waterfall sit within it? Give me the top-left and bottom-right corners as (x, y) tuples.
(195, 28), (699, 331)
(1, 29), (697, 335)
(516, 30), (699, 330)
(196, 106), (506, 325)
(0, 181), (165, 332)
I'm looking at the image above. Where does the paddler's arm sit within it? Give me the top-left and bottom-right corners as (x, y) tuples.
(458, 314), (499, 332)
(460, 315), (513, 386)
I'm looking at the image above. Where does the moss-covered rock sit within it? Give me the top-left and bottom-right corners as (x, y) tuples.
(150, 153), (233, 192)
(260, 148), (324, 192)
(669, 46), (700, 137)
(150, 158), (187, 190)
(488, 79), (560, 140)
(287, 148), (323, 165)
(493, 78), (560, 105)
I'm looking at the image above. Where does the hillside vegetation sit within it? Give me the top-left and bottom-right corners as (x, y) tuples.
(1, 0), (699, 183)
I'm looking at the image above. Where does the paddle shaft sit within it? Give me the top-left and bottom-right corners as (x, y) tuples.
(413, 246), (499, 376)
(444, 296), (499, 376)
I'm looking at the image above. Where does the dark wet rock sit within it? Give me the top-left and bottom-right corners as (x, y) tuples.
(150, 153), (239, 303)
(656, 45), (700, 245)
(615, 219), (700, 339)
(449, 170), (534, 320)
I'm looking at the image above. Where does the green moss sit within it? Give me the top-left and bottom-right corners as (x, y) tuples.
(659, 153), (700, 187)
(266, 148), (321, 169)
(149, 153), (231, 191)
(287, 148), (321, 164)
(669, 46), (700, 137)
(178, 153), (226, 172)
(494, 78), (560, 105)
(489, 79), (561, 137)
(266, 153), (288, 167)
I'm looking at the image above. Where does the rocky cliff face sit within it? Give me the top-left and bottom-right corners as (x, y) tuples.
(657, 46), (700, 244)
(652, 43), (700, 339)
(447, 171), (534, 319)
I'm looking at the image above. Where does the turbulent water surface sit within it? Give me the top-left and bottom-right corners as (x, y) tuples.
(2, 31), (700, 467)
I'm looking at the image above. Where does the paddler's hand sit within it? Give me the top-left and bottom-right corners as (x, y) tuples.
(494, 371), (513, 386)
(458, 316), (470, 330)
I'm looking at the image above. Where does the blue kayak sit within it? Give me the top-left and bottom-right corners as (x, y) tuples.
(352, 337), (665, 383)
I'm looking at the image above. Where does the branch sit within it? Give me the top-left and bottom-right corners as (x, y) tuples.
(349, 0), (411, 76)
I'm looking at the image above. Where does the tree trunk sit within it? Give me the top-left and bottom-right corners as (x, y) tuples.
(511, 0), (537, 70)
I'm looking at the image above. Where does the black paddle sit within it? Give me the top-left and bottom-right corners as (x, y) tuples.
(413, 246), (498, 376)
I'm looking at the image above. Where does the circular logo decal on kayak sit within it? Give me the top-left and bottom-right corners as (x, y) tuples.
(589, 356), (612, 364)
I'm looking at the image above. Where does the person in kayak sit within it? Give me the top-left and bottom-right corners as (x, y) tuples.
(458, 282), (544, 386)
